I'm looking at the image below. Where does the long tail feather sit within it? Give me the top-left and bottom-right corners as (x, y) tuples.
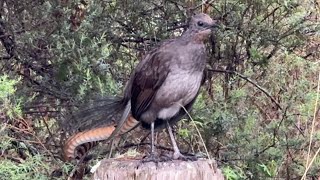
(63, 116), (139, 161)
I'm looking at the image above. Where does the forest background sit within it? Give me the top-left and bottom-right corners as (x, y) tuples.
(0, 0), (319, 179)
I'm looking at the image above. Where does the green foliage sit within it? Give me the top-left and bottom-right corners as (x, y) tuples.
(0, 75), (22, 118)
(258, 160), (277, 177)
(223, 166), (246, 180)
(0, 75), (60, 179)
(0, 75), (18, 99)
(0, 0), (319, 179)
(0, 155), (50, 180)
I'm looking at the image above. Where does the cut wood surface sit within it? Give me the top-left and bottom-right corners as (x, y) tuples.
(93, 158), (224, 180)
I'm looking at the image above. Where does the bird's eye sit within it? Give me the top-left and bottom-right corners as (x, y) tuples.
(197, 21), (204, 27)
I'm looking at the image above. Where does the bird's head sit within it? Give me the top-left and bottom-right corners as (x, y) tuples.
(188, 13), (218, 42)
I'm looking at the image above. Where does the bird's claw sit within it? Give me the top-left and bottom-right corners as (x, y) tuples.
(142, 153), (174, 163)
(172, 152), (197, 161)
(142, 153), (161, 163)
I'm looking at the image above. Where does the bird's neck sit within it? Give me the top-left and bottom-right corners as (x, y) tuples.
(180, 29), (210, 44)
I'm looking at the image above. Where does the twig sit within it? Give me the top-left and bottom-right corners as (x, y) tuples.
(40, 110), (59, 149)
(178, 103), (214, 170)
(190, 0), (216, 11)
(302, 72), (320, 180)
(6, 123), (55, 160)
(207, 69), (282, 110)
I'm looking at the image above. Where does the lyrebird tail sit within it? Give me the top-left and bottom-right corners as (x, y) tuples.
(70, 96), (127, 131)
(63, 96), (139, 161)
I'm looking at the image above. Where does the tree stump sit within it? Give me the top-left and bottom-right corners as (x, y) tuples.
(92, 158), (224, 180)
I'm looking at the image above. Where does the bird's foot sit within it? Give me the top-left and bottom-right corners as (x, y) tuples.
(172, 152), (197, 161)
(142, 152), (174, 163)
(142, 152), (161, 163)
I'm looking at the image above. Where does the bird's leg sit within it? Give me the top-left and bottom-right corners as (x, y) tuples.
(166, 121), (181, 159)
(166, 121), (197, 161)
(142, 122), (159, 162)
(108, 139), (115, 158)
(150, 122), (156, 155)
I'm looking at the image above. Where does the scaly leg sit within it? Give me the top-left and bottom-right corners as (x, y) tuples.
(166, 121), (197, 161)
(151, 122), (155, 155)
(142, 122), (159, 162)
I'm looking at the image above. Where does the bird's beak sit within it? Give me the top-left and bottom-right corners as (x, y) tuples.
(210, 21), (220, 29)
(211, 24), (220, 29)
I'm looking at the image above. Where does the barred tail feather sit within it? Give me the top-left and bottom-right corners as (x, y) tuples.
(63, 126), (115, 160)
(63, 116), (139, 161)
(68, 96), (126, 132)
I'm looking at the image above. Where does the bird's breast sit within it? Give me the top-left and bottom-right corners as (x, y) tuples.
(155, 70), (203, 120)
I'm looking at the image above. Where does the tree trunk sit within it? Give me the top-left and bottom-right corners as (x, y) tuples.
(92, 158), (224, 180)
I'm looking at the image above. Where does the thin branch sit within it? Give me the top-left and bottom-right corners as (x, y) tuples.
(190, 0), (216, 11)
(303, 72), (320, 179)
(207, 69), (282, 110)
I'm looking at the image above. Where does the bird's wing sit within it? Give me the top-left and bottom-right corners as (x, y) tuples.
(129, 49), (171, 119)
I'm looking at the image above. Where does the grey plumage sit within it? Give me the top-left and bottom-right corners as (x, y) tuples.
(127, 13), (216, 128)
(123, 13), (217, 160)
(68, 13), (217, 160)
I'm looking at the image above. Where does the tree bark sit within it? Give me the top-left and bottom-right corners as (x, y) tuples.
(92, 158), (224, 180)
